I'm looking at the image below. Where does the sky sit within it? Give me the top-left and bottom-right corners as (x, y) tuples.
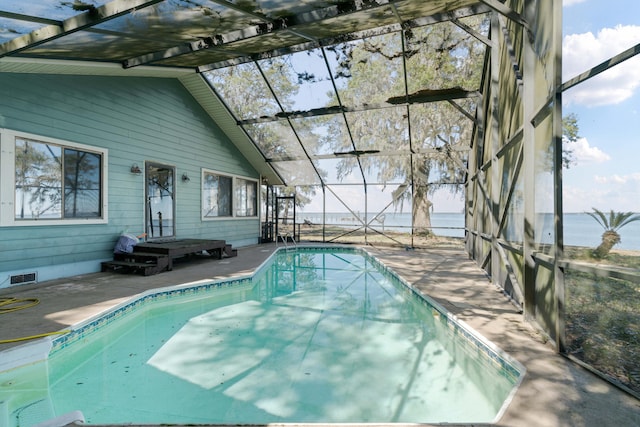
(561, 0), (640, 213)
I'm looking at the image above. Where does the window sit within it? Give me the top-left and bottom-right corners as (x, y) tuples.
(202, 171), (233, 218)
(235, 178), (257, 217)
(202, 170), (258, 219)
(0, 129), (108, 226)
(15, 138), (102, 220)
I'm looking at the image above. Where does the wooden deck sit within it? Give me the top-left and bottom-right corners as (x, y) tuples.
(101, 238), (237, 276)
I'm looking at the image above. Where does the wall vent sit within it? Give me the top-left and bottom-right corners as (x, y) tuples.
(10, 272), (37, 285)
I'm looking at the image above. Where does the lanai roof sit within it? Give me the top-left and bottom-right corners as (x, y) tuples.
(0, 0), (495, 187)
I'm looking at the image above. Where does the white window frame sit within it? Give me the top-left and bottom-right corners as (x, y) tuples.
(0, 128), (108, 226)
(201, 168), (258, 221)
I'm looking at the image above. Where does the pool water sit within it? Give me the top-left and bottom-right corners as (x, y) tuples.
(1, 247), (523, 425)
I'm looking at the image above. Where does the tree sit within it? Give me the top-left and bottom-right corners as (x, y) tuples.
(15, 139), (62, 219)
(325, 19), (485, 233)
(561, 112), (579, 169)
(585, 208), (640, 258)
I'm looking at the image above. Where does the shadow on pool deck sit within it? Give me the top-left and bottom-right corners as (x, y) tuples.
(1, 243), (638, 427)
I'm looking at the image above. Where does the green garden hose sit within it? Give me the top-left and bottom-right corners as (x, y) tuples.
(0, 297), (70, 343)
(0, 296), (40, 313)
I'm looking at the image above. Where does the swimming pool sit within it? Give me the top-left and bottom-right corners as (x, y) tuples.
(0, 246), (524, 426)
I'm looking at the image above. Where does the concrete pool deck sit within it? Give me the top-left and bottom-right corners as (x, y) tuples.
(1, 243), (638, 427)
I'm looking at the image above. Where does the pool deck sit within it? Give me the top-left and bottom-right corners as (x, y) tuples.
(1, 243), (638, 427)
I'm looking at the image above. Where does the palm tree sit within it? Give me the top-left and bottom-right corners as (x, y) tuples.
(585, 208), (640, 258)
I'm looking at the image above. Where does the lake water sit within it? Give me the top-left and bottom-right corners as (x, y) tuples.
(299, 212), (640, 250)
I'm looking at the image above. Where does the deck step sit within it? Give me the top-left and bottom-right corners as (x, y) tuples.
(101, 260), (163, 276)
(223, 244), (237, 257)
(102, 253), (170, 276)
(114, 252), (169, 262)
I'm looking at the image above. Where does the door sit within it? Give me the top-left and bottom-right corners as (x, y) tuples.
(276, 195), (296, 242)
(145, 162), (175, 240)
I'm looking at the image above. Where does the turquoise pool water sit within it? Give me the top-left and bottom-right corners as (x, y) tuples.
(1, 247), (523, 426)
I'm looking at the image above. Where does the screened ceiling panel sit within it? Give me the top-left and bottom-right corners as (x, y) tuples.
(394, 0), (479, 19)
(324, 184), (366, 215)
(0, 0), (490, 67)
(205, 62), (280, 120)
(290, 115), (348, 157)
(247, 0), (340, 18)
(405, 20), (487, 94)
(360, 154), (410, 185)
(270, 160), (321, 185)
(0, 1), (102, 20)
(457, 13), (491, 37)
(22, 31), (173, 61)
(207, 30), (310, 57)
(261, 47), (338, 112)
(93, 3), (244, 37)
(0, 17), (42, 44)
(409, 102), (475, 152)
(315, 157), (361, 185)
(154, 47), (245, 68)
(330, 33), (405, 109)
(344, 107), (410, 153)
(244, 121), (307, 161)
(293, 10), (399, 41)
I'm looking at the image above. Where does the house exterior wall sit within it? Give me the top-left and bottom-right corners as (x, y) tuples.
(0, 73), (260, 287)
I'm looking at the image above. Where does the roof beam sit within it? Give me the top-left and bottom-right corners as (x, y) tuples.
(305, 146), (471, 161)
(205, 0), (272, 22)
(561, 41), (640, 92)
(0, 0), (163, 58)
(478, 0), (528, 29)
(387, 88), (479, 105)
(450, 16), (492, 48)
(237, 88), (480, 125)
(0, 11), (60, 26)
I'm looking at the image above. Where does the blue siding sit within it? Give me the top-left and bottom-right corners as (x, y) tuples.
(0, 73), (259, 285)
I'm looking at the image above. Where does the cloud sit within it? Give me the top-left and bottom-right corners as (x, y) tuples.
(563, 0), (587, 6)
(563, 25), (640, 106)
(594, 173), (640, 185)
(565, 137), (610, 165)
(564, 180), (640, 212)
